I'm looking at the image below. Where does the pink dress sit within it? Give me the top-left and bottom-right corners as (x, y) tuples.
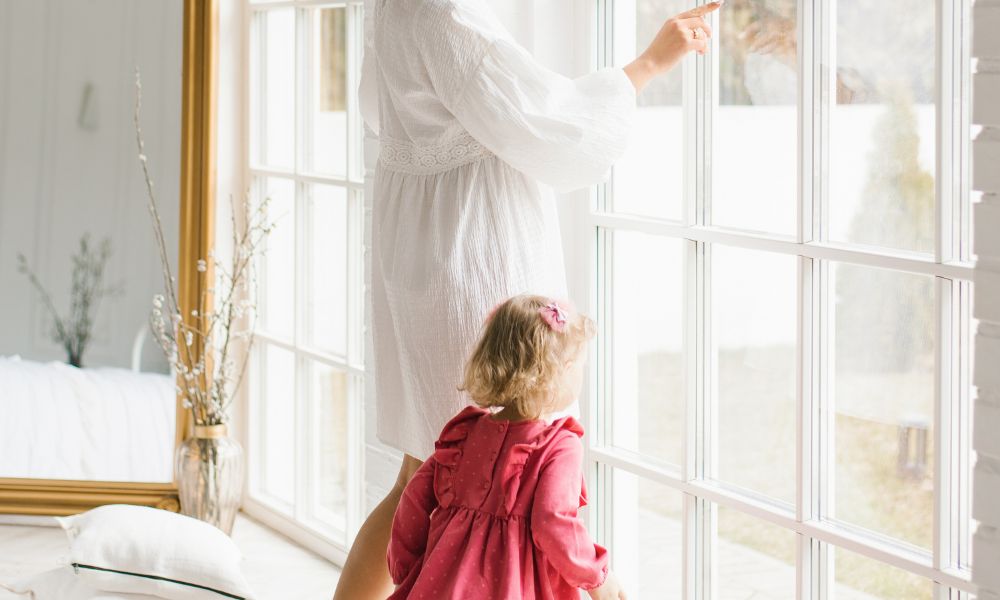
(387, 406), (608, 600)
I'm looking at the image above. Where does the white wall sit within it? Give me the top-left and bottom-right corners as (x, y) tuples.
(217, 0), (249, 452)
(973, 1), (1000, 597)
(0, 0), (182, 372)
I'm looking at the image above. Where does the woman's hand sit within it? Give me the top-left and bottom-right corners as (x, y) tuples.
(624, 1), (724, 93)
(587, 571), (627, 600)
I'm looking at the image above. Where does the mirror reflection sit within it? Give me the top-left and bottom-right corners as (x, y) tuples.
(0, 0), (183, 483)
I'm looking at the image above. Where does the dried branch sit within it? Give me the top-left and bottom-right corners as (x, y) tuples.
(17, 234), (121, 367)
(135, 69), (271, 426)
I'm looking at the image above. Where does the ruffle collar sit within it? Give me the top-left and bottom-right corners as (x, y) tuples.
(431, 405), (585, 513)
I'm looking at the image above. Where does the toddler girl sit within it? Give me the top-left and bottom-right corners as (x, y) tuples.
(386, 295), (625, 599)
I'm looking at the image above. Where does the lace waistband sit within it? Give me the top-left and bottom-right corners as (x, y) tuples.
(378, 133), (494, 175)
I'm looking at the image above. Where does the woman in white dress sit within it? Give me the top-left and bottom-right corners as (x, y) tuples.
(334, 0), (721, 597)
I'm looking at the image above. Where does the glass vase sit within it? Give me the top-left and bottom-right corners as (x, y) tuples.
(174, 425), (244, 535)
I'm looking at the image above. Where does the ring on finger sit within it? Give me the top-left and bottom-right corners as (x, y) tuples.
(692, 28), (702, 39)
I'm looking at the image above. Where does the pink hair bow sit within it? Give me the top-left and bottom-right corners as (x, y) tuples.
(486, 302), (503, 322)
(539, 302), (568, 332)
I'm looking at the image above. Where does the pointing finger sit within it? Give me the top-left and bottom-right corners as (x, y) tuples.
(678, 1), (724, 19)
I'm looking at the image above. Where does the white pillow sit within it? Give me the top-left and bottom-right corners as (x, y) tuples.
(58, 505), (255, 600)
(4, 566), (162, 599)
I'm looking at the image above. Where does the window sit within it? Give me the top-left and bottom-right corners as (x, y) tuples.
(588, 0), (974, 598)
(245, 0), (365, 552)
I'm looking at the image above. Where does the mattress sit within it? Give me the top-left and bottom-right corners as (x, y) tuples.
(0, 356), (176, 482)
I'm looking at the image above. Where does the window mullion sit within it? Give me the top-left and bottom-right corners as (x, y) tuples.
(817, 0), (834, 245)
(682, 0), (697, 228)
(346, 185), (365, 539)
(290, 5), (308, 521)
(345, 4), (360, 182)
(253, 13), (266, 168)
(344, 2), (366, 539)
(958, 0), (972, 264)
(958, 280), (973, 573)
(593, 224), (613, 550)
(798, 0), (820, 246)
(817, 257), (834, 600)
(689, 3), (714, 597)
(298, 7), (311, 176)
(799, 0), (828, 595)
(683, 236), (705, 600)
(936, 0), (962, 265)
(588, 0), (614, 513)
(698, 11), (713, 229)
(936, 277), (962, 576)
(292, 181), (308, 521)
(798, 253), (823, 599)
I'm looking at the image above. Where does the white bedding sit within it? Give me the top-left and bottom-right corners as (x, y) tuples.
(0, 356), (175, 482)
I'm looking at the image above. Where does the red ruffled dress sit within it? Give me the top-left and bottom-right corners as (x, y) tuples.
(387, 406), (609, 599)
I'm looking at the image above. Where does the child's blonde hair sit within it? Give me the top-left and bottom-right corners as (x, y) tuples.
(460, 295), (595, 419)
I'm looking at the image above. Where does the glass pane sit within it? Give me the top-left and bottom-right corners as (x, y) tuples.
(609, 231), (684, 466)
(252, 8), (295, 169)
(261, 344), (296, 505)
(611, 469), (682, 600)
(713, 245), (796, 504)
(611, 0), (685, 220)
(312, 361), (349, 533)
(833, 546), (934, 599)
(309, 8), (348, 176)
(714, 0), (797, 235)
(717, 506), (796, 599)
(262, 178), (296, 339)
(828, 0), (935, 253)
(832, 263), (935, 548)
(305, 185), (348, 355)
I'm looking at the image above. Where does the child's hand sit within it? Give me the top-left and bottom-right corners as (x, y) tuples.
(587, 571), (627, 600)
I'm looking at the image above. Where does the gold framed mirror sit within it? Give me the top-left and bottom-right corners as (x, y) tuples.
(0, 0), (217, 516)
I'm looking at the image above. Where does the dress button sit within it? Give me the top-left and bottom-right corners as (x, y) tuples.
(497, 423), (505, 432)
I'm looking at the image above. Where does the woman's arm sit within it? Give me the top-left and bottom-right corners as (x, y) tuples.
(413, 0), (722, 193)
(625, 2), (724, 93)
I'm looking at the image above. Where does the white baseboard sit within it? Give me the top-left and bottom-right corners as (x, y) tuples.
(0, 514), (61, 527)
(240, 501), (349, 567)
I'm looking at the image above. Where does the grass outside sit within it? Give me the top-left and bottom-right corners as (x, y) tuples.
(632, 346), (934, 599)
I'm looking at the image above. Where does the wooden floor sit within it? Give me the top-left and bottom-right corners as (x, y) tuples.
(0, 512), (341, 600)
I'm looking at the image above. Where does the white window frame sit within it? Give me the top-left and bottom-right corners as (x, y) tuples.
(242, 0), (367, 563)
(584, 0), (975, 598)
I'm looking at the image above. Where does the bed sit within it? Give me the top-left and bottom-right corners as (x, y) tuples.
(0, 356), (176, 483)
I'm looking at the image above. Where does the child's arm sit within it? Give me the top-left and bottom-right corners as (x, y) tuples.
(530, 433), (610, 592)
(387, 456), (439, 585)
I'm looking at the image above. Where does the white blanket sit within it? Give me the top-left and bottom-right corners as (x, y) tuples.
(0, 357), (175, 482)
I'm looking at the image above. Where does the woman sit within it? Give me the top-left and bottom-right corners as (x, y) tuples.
(334, 1), (721, 598)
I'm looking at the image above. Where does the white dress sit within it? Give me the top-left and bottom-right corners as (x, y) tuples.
(361, 0), (636, 459)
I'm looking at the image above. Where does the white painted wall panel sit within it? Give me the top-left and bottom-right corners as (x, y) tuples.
(0, 0), (182, 372)
(974, 0), (1000, 595)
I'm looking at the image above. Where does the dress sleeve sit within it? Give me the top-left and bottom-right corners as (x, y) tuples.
(530, 433), (610, 591)
(416, 1), (636, 193)
(358, 0), (379, 135)
(387, 456), (438, 585)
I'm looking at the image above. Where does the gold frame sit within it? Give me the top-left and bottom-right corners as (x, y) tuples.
(0, 0), (218, 516)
